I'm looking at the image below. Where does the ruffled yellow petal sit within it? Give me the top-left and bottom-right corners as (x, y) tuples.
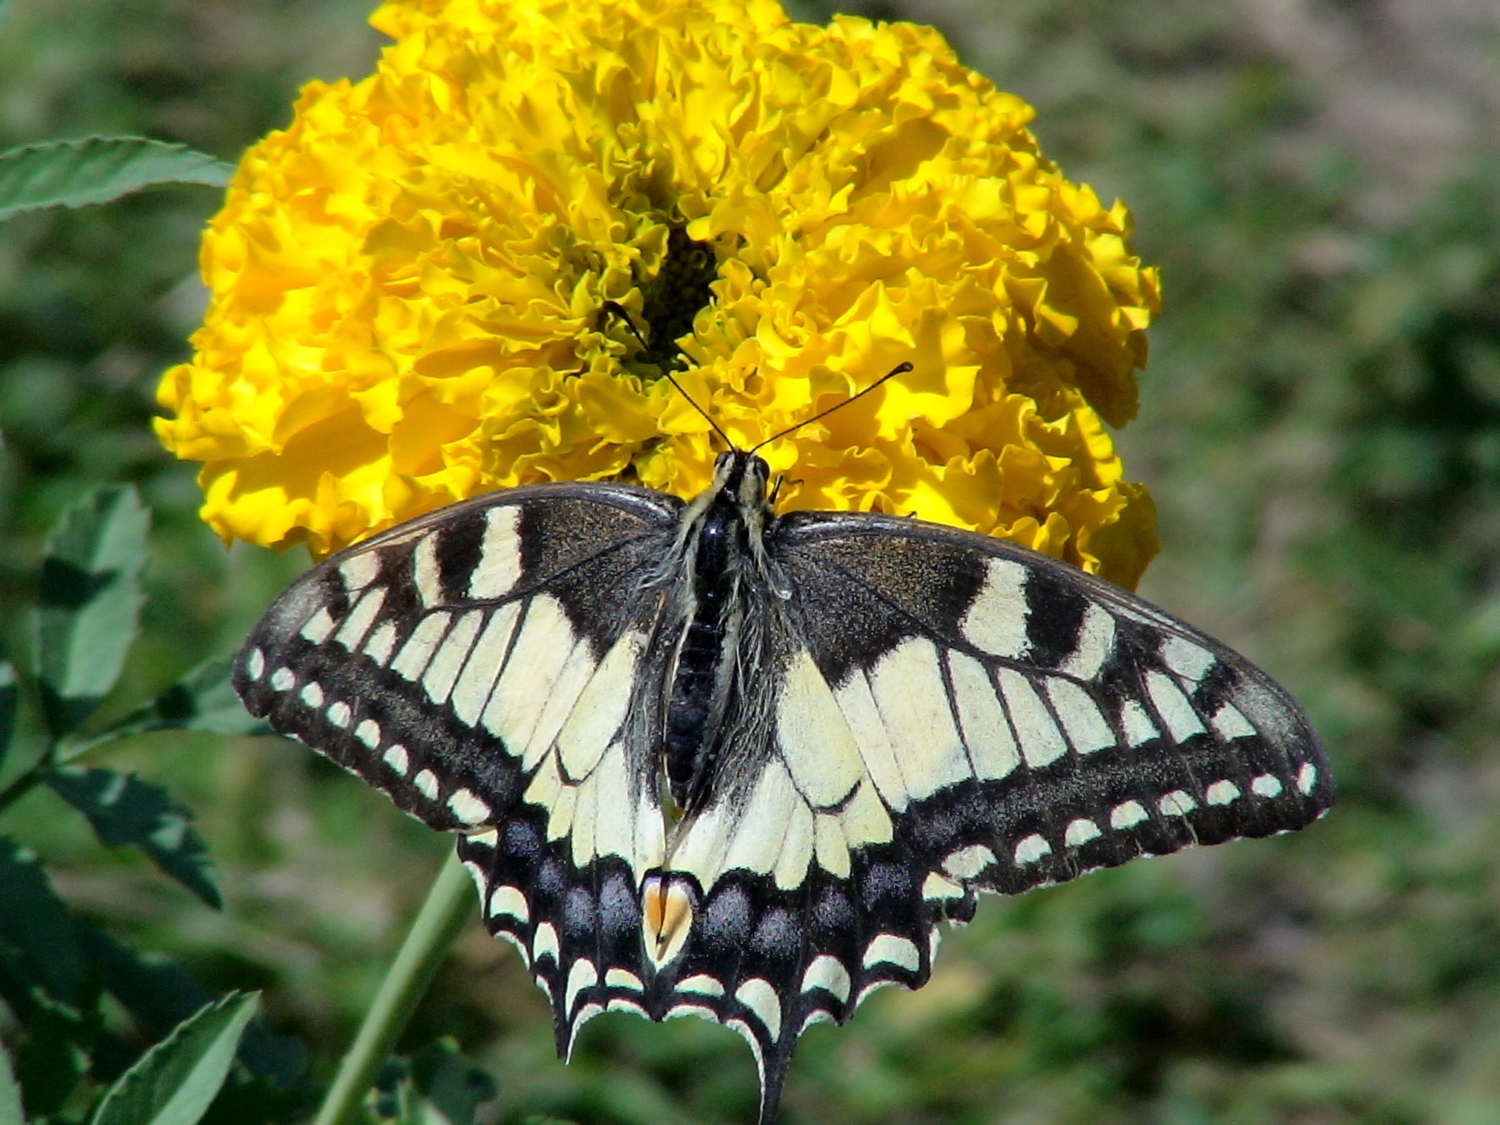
(155, 0), (1162, 588)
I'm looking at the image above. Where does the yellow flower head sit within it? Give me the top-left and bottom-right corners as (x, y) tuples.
(155, 0), (1162, 588)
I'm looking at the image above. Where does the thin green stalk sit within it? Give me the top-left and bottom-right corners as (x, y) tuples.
(313, 849), (476, 1125)
(0, 766), (44, 817)
(0, 742), (54, 818)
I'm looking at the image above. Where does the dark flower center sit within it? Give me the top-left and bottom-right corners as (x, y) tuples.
(637, 226), (717, 369)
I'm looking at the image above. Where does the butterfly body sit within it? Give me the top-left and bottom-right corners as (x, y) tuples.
(661, 453), (772, 809)
(234, 457), (1331, 1124)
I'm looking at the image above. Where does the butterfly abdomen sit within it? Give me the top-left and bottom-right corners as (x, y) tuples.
(664, 494), (748, 807)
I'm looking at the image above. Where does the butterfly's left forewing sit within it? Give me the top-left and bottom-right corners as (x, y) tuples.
(233, 483), (683, 1049)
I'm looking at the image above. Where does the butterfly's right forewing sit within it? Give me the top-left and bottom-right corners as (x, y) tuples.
(771, 510), (1332, 904)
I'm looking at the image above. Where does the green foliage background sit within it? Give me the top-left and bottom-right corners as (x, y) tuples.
(2, 0), (1499, 1120)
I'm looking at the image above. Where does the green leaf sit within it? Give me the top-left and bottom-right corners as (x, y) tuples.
(0, 836), (87, 1007)
(0, 1038), (24, 1125)
(79, 658), (270, 748)
(0, 661), (16, 774)
(46, 768), (220, 908)
(394, 1042), (496, 1125)
(9, 991), (99, 1118)
(0, 138), (233, 222)
(91, 992), (258, 1125)
(74, 923), (306, 1089)
(33, 486), (150, 737)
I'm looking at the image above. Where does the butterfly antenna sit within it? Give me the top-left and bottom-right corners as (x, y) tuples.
(749, 361), (913, 454)
(599, 300), (734, 450)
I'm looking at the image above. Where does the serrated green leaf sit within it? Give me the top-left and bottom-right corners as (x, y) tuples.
(33, 486), (150, 737)
(46, 768), (220, 908)
(0, 1038), (24, 1125)
(0, 836), (87, 1007)
(79, 658), (269, 749)
(0, 138), (232, 222)
(0, 662), (16, 775)
(91, 992), (257, 1125)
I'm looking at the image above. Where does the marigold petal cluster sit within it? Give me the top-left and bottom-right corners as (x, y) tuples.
(155, 0), (1162, 588)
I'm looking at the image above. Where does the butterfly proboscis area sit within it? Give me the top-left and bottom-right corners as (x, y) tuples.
(235, 376), (1330, 1124)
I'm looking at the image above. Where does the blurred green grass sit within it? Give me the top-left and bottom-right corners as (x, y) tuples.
(2, 0), (1499, 1121)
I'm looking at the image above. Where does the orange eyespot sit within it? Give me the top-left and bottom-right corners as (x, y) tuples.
(642, 873), (695, 968)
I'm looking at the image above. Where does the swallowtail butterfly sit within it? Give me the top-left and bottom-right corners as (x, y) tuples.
(235, 423), (1330, 1123)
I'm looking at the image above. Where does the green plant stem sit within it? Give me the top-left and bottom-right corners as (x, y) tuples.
(0, 742), (54, 818)
(313, 849), (475, 1125)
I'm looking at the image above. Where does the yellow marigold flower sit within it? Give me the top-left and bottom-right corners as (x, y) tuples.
(155, 0), (1162, 588)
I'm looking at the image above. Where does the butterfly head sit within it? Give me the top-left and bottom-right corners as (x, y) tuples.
(712, 449), (772, 513)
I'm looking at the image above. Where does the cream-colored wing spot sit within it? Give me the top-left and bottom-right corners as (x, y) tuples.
(362, 621), (398, 666)
(1146, 671), (1205, 742)
(672, 803), (734, 888)
(298, 607), (335, 644)
(773, 799), (816, 891)
(557, 631), (643, 781)
(1120, 698), (1158, 746)
(813, 814), (851, 878)
(333, 588), (386, 650)
(735, 978), (782, 1041)
(777, 650), (863, 809)
(688, 759), (803, 885)
(546, 775), (579, 842)
(998, 669), (1067, 768)
(947, 651), (1020, 781)
(1045, 679), (1115, 754)
(391, 612), (451, 682)
(449, 603), (521, 727)
(1059, 602), (1116, 680)
(942, 844), (996, 880)
(1161, 636), (1216, 682)
(839, 779), (892, 849)
(1297, 763), (1318, 794)
(1210, 702), (1256, 741)
(868, 638), (969, 800)
(960, 557), (1030, 658)
(480, 596), (575, 755)
(422, 612), (483, 705)
(862, 933), (921, 972)
(1064, 818), (1102, 846)
(338, 552), (380, 594)
(468, 506), (523, 600)
(521, 639), (597, 772)
(413, 534), (442, 608)
(801, 956), (852, 1002)
(833, 671), (910, 810)
(588, 743), (639, 868)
